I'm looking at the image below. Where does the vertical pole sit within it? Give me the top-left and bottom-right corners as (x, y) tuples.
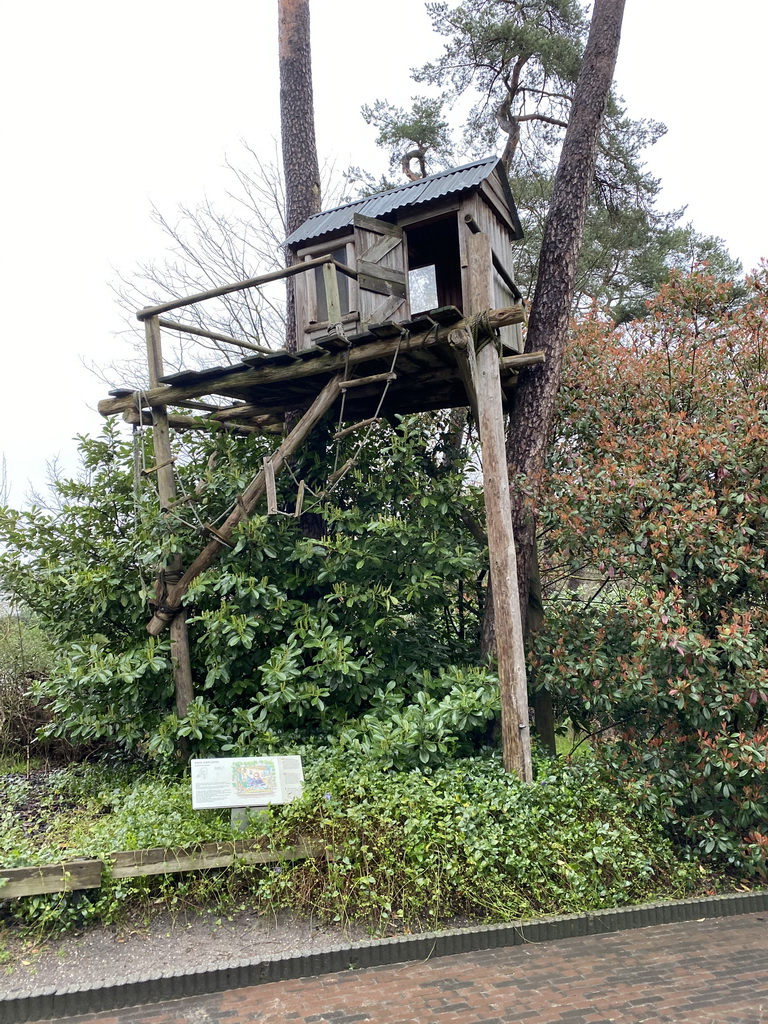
(145, 316), (195, 721)
(322, 260), (342, 324)
(466, 232), (532, 780)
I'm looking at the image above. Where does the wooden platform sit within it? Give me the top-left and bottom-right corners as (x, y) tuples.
(99, 308), (528, 430)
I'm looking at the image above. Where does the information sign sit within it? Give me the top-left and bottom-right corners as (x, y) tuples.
(190, 755), (304, 810)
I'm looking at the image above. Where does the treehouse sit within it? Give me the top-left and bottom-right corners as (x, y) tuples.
(98, 155), (541, 779)
(285, 154), (525, 354)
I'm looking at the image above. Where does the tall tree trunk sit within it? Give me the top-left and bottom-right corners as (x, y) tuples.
(505, 0), (627, 749)
(279, 0), (321, 353)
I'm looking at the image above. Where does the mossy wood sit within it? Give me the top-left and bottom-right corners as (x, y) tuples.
(0, 860), (102, 899)
(0, 841), (323, 898)
(109, 837), (323, 877)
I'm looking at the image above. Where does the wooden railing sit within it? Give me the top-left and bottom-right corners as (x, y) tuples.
(0, 838), (324, 899)
(135, 253), (357, 355)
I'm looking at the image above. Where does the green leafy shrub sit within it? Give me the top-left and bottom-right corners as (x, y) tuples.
(2, 752), (700, 935)
(531, 269), (768, 875)
(0, 612), (53, 758)
(0, 417), (491, 762)
(259, 750), (697, 930)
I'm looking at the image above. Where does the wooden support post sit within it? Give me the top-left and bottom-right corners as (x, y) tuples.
(448, 329), (481, 429)
(145, 316), (195, 719)
(146, 374), (344, 636)
(466, 232), (532, 781)
(322, 260), (342, 324)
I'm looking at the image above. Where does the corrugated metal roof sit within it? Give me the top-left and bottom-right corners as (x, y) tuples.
(284, 155), (519, 247)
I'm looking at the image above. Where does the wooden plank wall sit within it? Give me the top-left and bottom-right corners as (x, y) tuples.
(462, 195), (524, 353)
(354, 223), (408, 325)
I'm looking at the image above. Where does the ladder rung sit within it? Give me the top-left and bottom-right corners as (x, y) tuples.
(141, 457), (174, 476)
(327, 458), (357, 487)
(333, 417), (383, 440)
(294, 479), (306, 517)
(203, 523), (234, 548)
(338, 372), (397, 390)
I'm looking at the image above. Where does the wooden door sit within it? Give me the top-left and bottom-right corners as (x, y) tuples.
(353, 213), (408, 325)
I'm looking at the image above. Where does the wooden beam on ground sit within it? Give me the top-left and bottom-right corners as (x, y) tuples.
(145, 316), (195, 719)
(0, 860), (102, 898)
(0, 842), (324, 898)
(466, 232), (532, 781)
(109, 838), (323, 878)
(146, 374), (344, 636)
(98, 307), (525, 420)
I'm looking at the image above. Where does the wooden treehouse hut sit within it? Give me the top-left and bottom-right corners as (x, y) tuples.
(98, 156), (544, 779)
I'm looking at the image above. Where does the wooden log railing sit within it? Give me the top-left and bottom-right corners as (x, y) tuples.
(0, 839), (324, 899)
(136, 255), (356, 322)
(157, 318), (268, 354)
(115, 255), (357, 418)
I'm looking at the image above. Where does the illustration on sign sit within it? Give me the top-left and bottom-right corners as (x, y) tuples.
(233, 760), (276, 798)
(191, 755), (304, 810)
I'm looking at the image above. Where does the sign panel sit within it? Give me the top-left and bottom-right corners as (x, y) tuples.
(190, 755), (304, 810)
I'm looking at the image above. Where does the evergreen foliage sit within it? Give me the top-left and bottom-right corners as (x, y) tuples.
(362, 0), (741, 317)
(0, 416), (495, 763)
(1, 752), (699, 934)
(531, 268), (768, 875)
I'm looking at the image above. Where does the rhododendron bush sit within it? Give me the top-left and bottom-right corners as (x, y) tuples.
(530, 268), (768, 874)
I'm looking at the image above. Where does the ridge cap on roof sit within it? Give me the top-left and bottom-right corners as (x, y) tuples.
(295, 154), (501, 226)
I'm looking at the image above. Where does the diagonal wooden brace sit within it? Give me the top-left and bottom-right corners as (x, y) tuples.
(146, 374), (344, 636)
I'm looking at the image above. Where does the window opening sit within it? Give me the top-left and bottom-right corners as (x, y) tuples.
(406, 216), (462, 312)
(408, 265), (438, 313)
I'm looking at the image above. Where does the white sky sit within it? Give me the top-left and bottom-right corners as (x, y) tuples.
(1, 0), (766, 504)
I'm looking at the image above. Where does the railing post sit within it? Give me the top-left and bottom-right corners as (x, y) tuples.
(144, 316), (195, 723)
(322, 259), (342, 324)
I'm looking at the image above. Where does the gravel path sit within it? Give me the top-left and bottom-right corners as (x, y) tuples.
(0, 908), (370, 996)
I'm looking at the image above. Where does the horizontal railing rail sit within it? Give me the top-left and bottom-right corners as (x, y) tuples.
(0, 837), (324, 899)
(136, 255), (357, 322)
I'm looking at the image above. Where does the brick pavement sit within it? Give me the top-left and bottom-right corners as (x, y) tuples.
(35, 912), (768, 1024)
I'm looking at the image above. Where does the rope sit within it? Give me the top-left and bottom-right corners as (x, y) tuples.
(174, 462), (206, 530)
(332, 343), (352, 475)
(312, 327), (407, 503)
(467, 310), (500, 354)
(283, 455), (321, 499)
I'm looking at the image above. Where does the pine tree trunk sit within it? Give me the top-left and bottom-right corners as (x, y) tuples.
(279, 0), (321, 352)
(505, 0), (627, 749)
